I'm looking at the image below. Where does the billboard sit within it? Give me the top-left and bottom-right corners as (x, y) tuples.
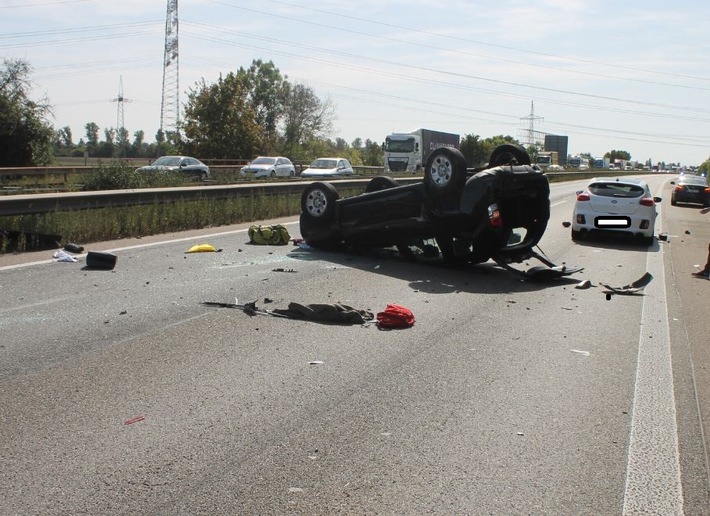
(544, 135), (569, 166)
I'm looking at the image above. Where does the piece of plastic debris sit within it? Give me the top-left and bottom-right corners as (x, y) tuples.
(64, 242), (84, 253)
(571, 349), (590, 356)
(575, 280), (592, 289)
(600, 272), (653, 297)
(86, 251), (117, 270)
(186, 243), (222, 253)
(53, 249), (78, 262)
(123, 415), (145, 425)
(309, 361), (324, 365)
(658, 233), (668, 241)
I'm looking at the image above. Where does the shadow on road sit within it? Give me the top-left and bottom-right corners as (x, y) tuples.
(288, 245), (582, 295)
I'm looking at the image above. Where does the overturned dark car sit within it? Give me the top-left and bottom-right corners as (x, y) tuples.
(299, 144), (580, 279)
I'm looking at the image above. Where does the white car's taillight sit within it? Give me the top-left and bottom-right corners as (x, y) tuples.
(639, 197), (655, 207)
(576, 193), (590, 201)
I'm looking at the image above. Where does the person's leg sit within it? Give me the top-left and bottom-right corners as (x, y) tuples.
(691, 242), (710, 277)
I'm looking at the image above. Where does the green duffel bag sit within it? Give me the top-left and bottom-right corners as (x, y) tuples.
(248, 224), (291, 245)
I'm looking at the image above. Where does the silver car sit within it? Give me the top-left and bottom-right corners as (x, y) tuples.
(136, 155), (210, 180)
(301, 157), (354, 178)
(240, 156), (295, 178)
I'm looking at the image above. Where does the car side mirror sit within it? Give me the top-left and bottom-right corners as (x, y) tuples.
(575, 190), (583, 195)
(669, 181), (675, 185)
(654, 197), (662, 203)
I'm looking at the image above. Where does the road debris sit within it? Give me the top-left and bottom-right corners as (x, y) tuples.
(53, 249), (78, 263)
(123, 415), (145, 425)
(600, 272), (653, 299)
(575, 280), (593, 290)
(376, 304), (415, 329)
(562, 221), (571, 228)
(86, 251), (118, 270)
(63, 242), (85, 253)
(571, 349), (590, 356)
(186, 243), (222, 253)
(248, 224), (290, 245)
(202, 300), (373, 324)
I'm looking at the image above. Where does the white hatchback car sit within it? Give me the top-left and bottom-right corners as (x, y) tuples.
(571, 178), (661, 245)
(240, 156), (295, 178)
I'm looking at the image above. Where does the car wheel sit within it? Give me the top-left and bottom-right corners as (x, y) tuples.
(571, 229), (582, 241)
(299, 183), (341, 249)
(642, 236), (654, 246)
(289, 170), (295, 177)
(423, 147), (468, 195)
(365, 176), (398, 193)
(671, 197), (677, 206)
(200, 172), (208, 181)
(301, 182), (339, 221)
(488, 144), (531, 167)
(270, 170), (276, 177)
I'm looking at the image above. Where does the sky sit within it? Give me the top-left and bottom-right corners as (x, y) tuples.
(2, 0), (709, 166)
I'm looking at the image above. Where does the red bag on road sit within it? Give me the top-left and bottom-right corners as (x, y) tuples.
(376, 304), (415, 329)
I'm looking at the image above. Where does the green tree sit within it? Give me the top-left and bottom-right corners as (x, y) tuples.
(459, 133), (486, 167)
(181, 74), (260, 159)
(360, 138), (383, 166)
(605, 149), (631, 161)
(281, 83), (335, 159)
(238, 59), (288, 152)
(0, 58), (54, 166)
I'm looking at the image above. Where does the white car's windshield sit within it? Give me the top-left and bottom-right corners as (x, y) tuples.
(310, 159), (338, 169)
(251, 157), (276, 165)
(153, 157), (181, 166)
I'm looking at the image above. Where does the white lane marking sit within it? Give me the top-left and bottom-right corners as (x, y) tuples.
(551, 200), (568, 208)
(0, 221), (301, 272)
(623, 185), (683, 514)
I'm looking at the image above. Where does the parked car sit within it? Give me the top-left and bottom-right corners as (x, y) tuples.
(571, 177), (661, 245)
(298, 144), (580, 279)
(670, 175), (710, 206)
(240, 156), (295, 178)
(136, 155), (209, 180)
(301, 157), (354, 178)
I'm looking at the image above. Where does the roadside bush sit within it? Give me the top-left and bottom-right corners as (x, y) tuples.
(82, 161), (188, 190)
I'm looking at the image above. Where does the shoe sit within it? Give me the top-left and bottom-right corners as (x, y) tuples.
(691, 270), (710, 278)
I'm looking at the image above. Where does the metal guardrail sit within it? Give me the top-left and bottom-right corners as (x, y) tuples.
(0, 170), (645, 217)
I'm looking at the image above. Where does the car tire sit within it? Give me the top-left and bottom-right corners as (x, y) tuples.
(571, 229), (582, 241)
(488, 144), (531, 167)
(301, 181), (339, 219)
(270, 170), (276, 178)
(365, 176), (399, 193)
(300, 183), (341, 249)
(642, 236), (654, 246)
(671, 197), (677, 206)
(423, 147), (468, 198)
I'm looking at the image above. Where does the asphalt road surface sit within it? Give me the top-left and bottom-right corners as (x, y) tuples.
(1, 175), (709, 514)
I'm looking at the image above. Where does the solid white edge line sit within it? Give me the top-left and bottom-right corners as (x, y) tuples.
(622, 184), (684, 514)
(0, 221), (301, 272)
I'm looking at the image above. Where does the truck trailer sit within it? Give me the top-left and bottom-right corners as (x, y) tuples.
(383, 129), (460, 173)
